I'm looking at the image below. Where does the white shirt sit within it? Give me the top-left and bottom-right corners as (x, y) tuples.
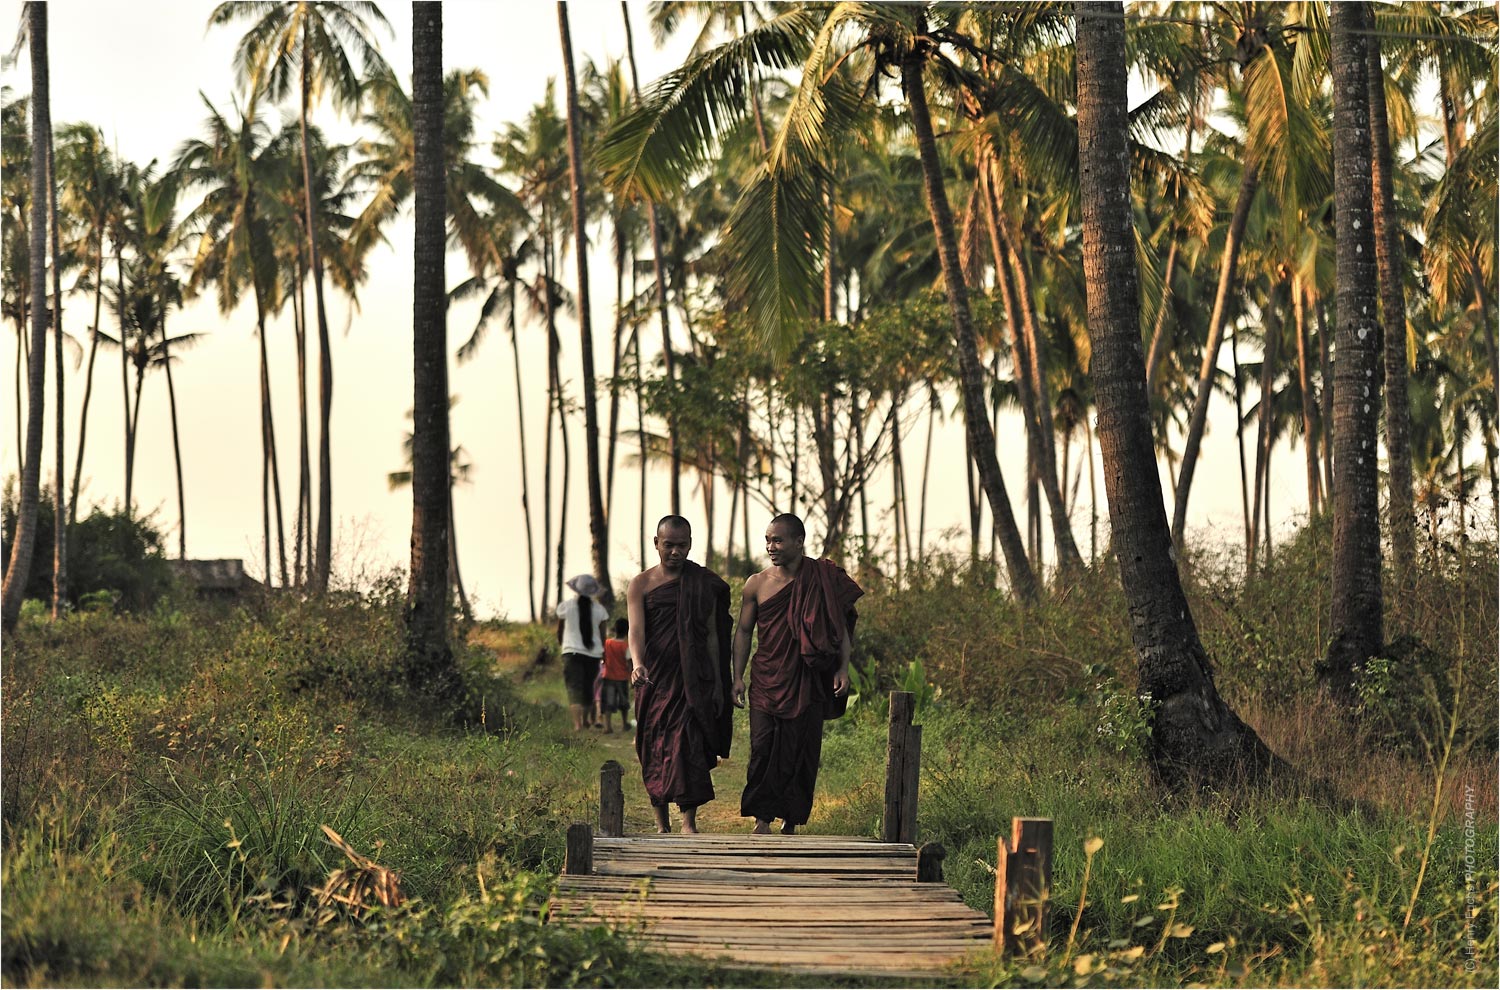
(556, 597), (610, 659)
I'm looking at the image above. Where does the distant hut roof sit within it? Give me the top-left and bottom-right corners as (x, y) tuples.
(169, 559), (262, 594)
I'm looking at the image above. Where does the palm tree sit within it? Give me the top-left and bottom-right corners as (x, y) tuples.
(495, 90), (573, 609)
(558, 1), (612, 606)
(1366, 20), (1415, 579)
(1170, 2), (1330, 549)
(2, 0), (50, 632)
(406, 0), (455, 691)
(1, 89), (30, 485)
(1319, 1), (1384, 705)
(176, 99), (289, 584)
(454, 230), (539, 622)
(622, 3), (684, 514)
(210, 0), (392, 594)
(389, 402), (472, 623)
(1075, 0), (1277, 784)
(44, 84), (65, 616)
(55, 123), (117, 529)
(600, 3), (1041, 599)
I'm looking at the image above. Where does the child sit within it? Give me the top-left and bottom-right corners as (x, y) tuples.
(598, 618), (632, 734)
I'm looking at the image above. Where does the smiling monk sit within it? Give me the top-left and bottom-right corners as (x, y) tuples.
(732, 513), (864, 835)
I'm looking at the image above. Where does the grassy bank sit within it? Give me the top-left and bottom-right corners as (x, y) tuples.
(2, 527), (1495, 987)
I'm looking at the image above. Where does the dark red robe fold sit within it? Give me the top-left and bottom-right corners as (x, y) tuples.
(741, 558), (863, 825)
(636, 561), (733, 809)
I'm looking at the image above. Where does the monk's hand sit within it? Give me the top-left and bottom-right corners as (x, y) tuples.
(631, 665), (650, 687)
(731, 677), (746, 709)
(832, 668), (850, 697)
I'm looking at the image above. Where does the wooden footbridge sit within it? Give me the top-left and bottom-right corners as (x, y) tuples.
(549, 693), (1055, 978)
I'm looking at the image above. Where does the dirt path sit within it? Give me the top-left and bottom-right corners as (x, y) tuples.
(579, 711), (756, 835)
(474, 624), (757, 836)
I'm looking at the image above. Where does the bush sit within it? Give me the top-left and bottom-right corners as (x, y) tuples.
(1, 480), (175, 612)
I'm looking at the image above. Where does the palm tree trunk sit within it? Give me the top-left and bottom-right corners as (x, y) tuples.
(1170, 159), (1261, 547)
(903, 42), (1036, 602)
(1144, 234), (1180, 397)
(509, 283), (538, 622)
(965, 430), (980, 561)
(1366, 29), (1414, 580)
(1316, 292), (1333, 501)
(1076, 0), (1278, 784)
(1144, 110), (1196, 397)
(300, 29), (335, 595)
(1321, 0), (1385, 705)
(542, 327), (555, 610)
(633, 323), (647, 569)
(605, 224), (626, 524)
(2, 1), (51, 632)
(14, 310), (25, 483)
(256, 308), (272, 585)
(1293, 276), (1321, 513)
(258, 304), (289, 587)
(47, 124), (65, 616)
(1086, 412), (1098, 564)
(548, 236), (571, 609)
(160, 316), (186, 559)
(1232, 322), (1251, 564)
(890, 395), (903, 582)
(448, 483), (471, 623)
(70, 231), (104, 529)
(918, 390), (936, 563)
(407, 0), (456, 692)
(997, 204), (1084, 572)
(559, 2), (612, 605)
(292, 240), (310, 587)
(621, 3), (680, 514)
(119, 251), (134, 515)
(1249, 280), (1287, 571)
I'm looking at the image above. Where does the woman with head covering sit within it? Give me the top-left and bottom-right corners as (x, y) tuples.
(557, 574), (610, 731)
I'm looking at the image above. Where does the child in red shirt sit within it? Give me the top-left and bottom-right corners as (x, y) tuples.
(599, 618), (632, 734)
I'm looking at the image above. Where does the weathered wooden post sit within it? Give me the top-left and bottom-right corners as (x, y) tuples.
(564, 822), (593, 875)
(598, 760), (624, 837)
(883, 691), (918, 842)
(993, 816), (1053, 956)
(916, 841), (947, 882)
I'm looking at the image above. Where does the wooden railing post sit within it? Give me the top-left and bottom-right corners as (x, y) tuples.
(993, 816), (1053, 956)
(564, 822), (593, 875)
(883, 691), (916, 842)
(598, 760), (624, 836)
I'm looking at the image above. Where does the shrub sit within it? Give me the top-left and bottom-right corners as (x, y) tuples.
(1, 481), (175, 612)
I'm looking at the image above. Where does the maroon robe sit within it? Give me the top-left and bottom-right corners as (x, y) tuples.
(635, 561), (733, 809)
(741, 557), (863, 825)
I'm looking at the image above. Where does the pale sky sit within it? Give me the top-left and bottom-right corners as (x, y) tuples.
(2, 0), (1312, 620)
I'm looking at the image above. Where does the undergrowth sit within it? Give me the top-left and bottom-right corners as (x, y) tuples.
(1, 529), (1495, 987)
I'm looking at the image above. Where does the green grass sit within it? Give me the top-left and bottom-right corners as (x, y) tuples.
(2, 531), (1495, 987)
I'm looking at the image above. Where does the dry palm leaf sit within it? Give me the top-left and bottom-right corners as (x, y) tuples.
(311, 824), (405, 921)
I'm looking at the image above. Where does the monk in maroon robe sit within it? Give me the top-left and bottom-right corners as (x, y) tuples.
(627, 515), (733, 833)
(733, 514), (863, 833)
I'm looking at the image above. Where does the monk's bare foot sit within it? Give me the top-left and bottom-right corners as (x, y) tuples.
(653, 807), (671, 833)
(681, 823), (699, 834)
(780, 822), (797, 835)
(752, 820), (772, 834)
(681, 809), (699, 834)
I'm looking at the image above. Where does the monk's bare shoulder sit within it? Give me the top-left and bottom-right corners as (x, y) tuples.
(741, 569), (770, 603)
(627, 567), (655, 599)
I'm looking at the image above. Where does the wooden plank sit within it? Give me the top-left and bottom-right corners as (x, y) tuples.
(556, 891), (969, 905)
(551, 905), (985, 921)
(558, 877), (952, 892)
